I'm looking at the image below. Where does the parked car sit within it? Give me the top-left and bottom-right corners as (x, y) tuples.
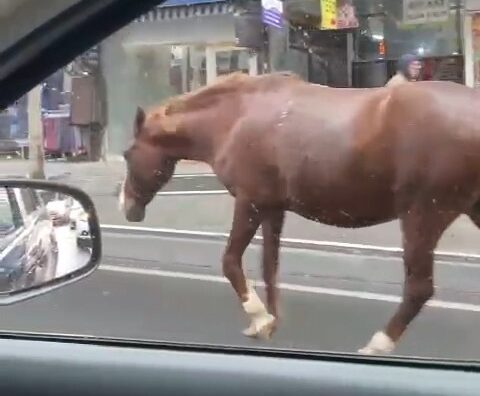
(0, 186), (58, 291)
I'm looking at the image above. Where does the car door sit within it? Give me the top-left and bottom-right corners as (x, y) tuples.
(0, 187), (31, 290)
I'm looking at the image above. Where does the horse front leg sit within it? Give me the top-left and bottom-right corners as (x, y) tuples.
(222, 198), (275, 338)
(358, 207), (458, 355)
(261, 210), (285, 322)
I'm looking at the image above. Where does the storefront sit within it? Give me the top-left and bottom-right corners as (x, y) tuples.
(267, 0), (465, 87)
(464, 0), (480, 86)
(101, 0), (264, 159)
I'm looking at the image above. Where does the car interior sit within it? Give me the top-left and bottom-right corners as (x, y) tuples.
(0, 1), (479, 395)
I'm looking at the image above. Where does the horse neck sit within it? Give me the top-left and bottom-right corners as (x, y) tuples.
(180, 97), (240, 165)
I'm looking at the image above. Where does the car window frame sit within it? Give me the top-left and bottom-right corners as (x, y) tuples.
(0, 0), (166, 109)
(0, 0), (476, 372)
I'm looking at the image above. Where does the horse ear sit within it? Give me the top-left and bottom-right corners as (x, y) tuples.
(134, 106), (146, 137)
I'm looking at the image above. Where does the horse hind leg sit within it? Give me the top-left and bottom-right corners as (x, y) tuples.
(222, 198), (275, 339)
(257, 209), (285, 337)
(358, 206), (458, 355)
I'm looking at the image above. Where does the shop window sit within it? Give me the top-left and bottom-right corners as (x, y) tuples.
(355, 14), (386, 61)
(216, 50), (250, 76)
(355, 0), (462, 61)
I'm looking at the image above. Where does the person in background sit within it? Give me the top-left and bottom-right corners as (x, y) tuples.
(386, 54), (423, 87)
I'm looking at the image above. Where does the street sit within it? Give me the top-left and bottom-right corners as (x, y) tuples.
(1, 159), (480, 361)
(2, 159), (480, 255)
(0, 230), (480, 361)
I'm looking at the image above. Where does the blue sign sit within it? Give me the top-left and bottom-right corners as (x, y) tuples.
(261, 0), (284, 29)
(161, 0), (221, 7)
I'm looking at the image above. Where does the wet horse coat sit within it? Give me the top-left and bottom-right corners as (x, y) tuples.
(120, 72), (480, 354)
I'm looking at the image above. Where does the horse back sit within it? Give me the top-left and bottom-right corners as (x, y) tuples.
(216, 80), (480, 219)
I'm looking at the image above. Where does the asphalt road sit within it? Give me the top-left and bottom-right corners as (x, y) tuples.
(1, 231), (480, 361)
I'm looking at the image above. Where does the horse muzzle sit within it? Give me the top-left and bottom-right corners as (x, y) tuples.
(119, 180), (146, 222)
(125, 204), (145, 222)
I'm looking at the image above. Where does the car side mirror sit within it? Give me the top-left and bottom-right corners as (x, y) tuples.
(0, 179), (101, 304)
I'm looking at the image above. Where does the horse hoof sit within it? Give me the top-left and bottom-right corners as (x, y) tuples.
(357, 346), (377, 355)
(242, 314), (276, 339)
(242, 323), (258, 337)
(358, 331), (395, 355)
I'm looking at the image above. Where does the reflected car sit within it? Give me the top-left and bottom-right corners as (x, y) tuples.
(46, 194), (73, 226)
(69, 199), (91, 249)
(0, 187), (58, 291)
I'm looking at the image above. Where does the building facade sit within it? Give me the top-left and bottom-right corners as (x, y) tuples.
(268, 0), (464, 87)
(99, 0), (473, 159)
(101, 0), (264, 159)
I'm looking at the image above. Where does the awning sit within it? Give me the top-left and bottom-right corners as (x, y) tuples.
(136, 0), (233, 22)
(160, 0), (224, 6)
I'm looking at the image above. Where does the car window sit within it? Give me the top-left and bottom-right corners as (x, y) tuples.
(0, 0), (82, 54)
(0, 187), (15, 234)
(3, 0), (480, 363)
(19, 188), (39, 215)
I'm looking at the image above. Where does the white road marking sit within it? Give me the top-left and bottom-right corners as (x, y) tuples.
(156, 190), (227, 196)
(100, 224), (480, 268)
(171, 173), (216, 178)
(99, 264), (480, 313)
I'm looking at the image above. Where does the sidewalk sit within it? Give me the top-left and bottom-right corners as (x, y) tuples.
(0, 159), (212, 196)
(1, 158), (479, 256)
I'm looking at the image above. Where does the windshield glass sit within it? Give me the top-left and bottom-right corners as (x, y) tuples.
(0, 187), (15, 236)
(0, 0), (82, 54)
(2, 0), (480, 362)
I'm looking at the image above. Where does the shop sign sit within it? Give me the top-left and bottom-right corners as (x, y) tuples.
(472, 13), (480, 87)
(320, 0), (337, 29)
(320, 0), (358, 30)
(261, 0), (284, 29)
(336, 1), (358, 29)
(403, 0), (449, 25)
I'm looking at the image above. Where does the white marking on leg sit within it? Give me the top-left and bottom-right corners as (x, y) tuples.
(358, 331), (395, 355)
(118, 179), (126, 213)
(241, 285), (276, 338)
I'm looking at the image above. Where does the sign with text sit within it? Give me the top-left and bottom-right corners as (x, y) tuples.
(261, 0), (284, 29)
(320, 0), (337, 29)
(336, 0), (358, 29)
(403, 0), (449, 25)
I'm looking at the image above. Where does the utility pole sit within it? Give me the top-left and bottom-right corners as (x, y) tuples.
(27, 84), (45, 179)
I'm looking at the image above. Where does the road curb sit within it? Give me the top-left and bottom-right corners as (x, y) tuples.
(100, 225), (480, 265)
(1, 172), (69, 181)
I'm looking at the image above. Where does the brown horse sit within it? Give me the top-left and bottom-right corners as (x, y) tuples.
(119, 71), (480, 355)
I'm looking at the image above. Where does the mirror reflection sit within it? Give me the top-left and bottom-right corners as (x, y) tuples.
(0, 187), (92, 293)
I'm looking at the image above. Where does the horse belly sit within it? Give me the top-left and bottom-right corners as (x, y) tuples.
(288, 182), (396, 228)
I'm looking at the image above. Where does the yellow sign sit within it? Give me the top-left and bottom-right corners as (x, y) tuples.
(320, 0), (337, 29)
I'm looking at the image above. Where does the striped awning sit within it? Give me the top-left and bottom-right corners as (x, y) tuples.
(136, 0), (235, 22)
(161, 0), (224, 6)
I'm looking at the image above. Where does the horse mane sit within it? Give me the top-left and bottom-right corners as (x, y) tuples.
(144, 71), (301, 133)
(157, 71), (301, 115)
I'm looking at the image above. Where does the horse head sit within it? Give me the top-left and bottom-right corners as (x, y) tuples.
(119, 106), (179, 222)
